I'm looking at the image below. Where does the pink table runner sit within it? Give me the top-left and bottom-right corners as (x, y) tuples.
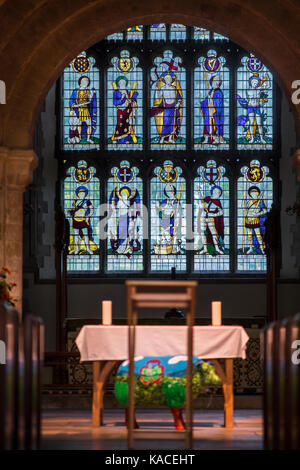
(76, 325), (249, 361)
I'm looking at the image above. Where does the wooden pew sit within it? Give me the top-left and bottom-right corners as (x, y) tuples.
(0, 302), (19, 450)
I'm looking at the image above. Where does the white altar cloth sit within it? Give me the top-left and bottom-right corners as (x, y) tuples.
(75, 325), (249, 361)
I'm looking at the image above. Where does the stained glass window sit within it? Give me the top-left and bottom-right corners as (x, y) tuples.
(127, 25), (143, 41)
(64, 161), (100, 271)
(150, 24), (166, 41)
(194, 50), (230, 150)
(170, 24), (186, 41)
(194, 27), (210, 40)
(194, 161), (230, 272)
(107, 161), (143, 271)
(106, 32), (123, 41)
(237, 54), (273, 150)
(107, 50), (143, 150)
(213, 32), (229, 41)
(63, 52), (100, 151)
(150, 50), (186, 150)
(150, 162), (186, 272)
(237, 160), (273, 271)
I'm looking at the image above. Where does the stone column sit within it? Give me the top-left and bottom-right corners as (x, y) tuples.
(293, 149), (300, 182)
(0, 147), (38, 314)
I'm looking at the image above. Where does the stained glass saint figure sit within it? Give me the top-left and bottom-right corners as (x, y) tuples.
(150, 52), (186, 150)
(237, 161), (273, 271)
(197, 185), (224, 255)
(107, 162), (143, 271)
(63, 52), (100, 150)
(237, 55), (273, 149)
(107, 51), (143, 150)
(194, 51), (229, 150)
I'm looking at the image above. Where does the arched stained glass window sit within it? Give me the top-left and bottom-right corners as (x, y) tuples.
(62, 52), (100, 151)
(194, 50), (229, 150)
(64, 161), (100, 271)
(107, 161), (143, 272)
(150, 24), (166, 41)
(237, 54), (273, 150)
(237, 160), (273, 271)
(150, 162), (186, 272)
(170, 24), (186, 41)
(194, 161), (230, 272)
(59, 24), (279, 277)
(150, 50), (186, 150)
(107, 50), (143, 150)
(194, 27), (210, 41)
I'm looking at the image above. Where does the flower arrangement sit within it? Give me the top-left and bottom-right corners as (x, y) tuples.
(0, 266), (16, 307)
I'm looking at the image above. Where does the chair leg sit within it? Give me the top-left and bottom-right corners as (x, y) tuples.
(125, 407), (139, 429)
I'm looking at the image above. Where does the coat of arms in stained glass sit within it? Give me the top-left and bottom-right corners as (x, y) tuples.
(107, 50), (143, 150)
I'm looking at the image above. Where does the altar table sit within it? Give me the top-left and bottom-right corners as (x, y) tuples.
(75, 325), (249, 428)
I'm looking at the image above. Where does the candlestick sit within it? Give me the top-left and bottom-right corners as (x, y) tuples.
(102, 300), (112, 325)
(211, 301), (222, 326)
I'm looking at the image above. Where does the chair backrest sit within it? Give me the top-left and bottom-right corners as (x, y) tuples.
(0, 302), (19, 450)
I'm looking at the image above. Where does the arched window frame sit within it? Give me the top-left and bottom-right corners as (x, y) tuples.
(57, 24), (281, 280)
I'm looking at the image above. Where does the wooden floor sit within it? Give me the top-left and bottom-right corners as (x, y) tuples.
(41, 409), (263, 450)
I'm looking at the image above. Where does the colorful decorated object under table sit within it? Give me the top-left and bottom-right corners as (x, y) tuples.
(114, 355), (221, 430)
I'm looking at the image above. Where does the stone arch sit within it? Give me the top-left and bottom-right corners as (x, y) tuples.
(0, 0), (300, 150)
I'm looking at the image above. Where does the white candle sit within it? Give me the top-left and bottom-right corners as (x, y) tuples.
(211, 301), (222, 326)
(102, 300), (112, 325)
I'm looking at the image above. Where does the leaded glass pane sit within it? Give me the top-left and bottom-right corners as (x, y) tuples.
(63, 52), (100, 151)
(194, 50), (230, 150)
(213, 32), (229, 41)
(64, 161), (100, 271)
(237, 54), (273, 150)
(150, 24), (166, 41)
(237, 160), (273, 271)
(127, 25), (143, 41)
(194, 27), (210, 40)
(150, 50), (186, 150)
(107, 161), (143, 271)
(106, 32), (123, 41)
(193, 161), (230, 272)
(170, 24), (186, 40)
(150, 162), (186, 272)
(107, 50), (143, 150)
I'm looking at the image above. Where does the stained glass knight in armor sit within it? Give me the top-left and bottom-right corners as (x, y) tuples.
(111, 76), (138, 144)
(69, 76), (97, 144)
(243, 186), (267, 254)
(151, 59), (183, 144)
(197, 185), (224, 255)
(68, 186), (98, 255)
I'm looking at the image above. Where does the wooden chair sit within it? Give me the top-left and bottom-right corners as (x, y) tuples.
(24, 315), (44, 450)
(0, 302), (19, 450)
(126, 280), (197, 450)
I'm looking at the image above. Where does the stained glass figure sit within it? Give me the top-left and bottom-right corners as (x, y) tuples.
(150, 51), (186, 150)
(107, 50), (143, 150)
(194, 50), (229, 150)
(106, 31), (123, 41)
(150, 161), (186, 271)
(64, 161), (100, 271)
(170, 24), (186, 41)
(213, 32), (229, 41)
(127, 25), (143, 41)
(237, 54), (273, 149)
(63, 52), (100, 150)
(193, 27), (210, 40)
(107, 161), (143, 271)
(150, 24), (166, 41)
(194, 161), (230, 272)
(237, 160), (273, 271)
